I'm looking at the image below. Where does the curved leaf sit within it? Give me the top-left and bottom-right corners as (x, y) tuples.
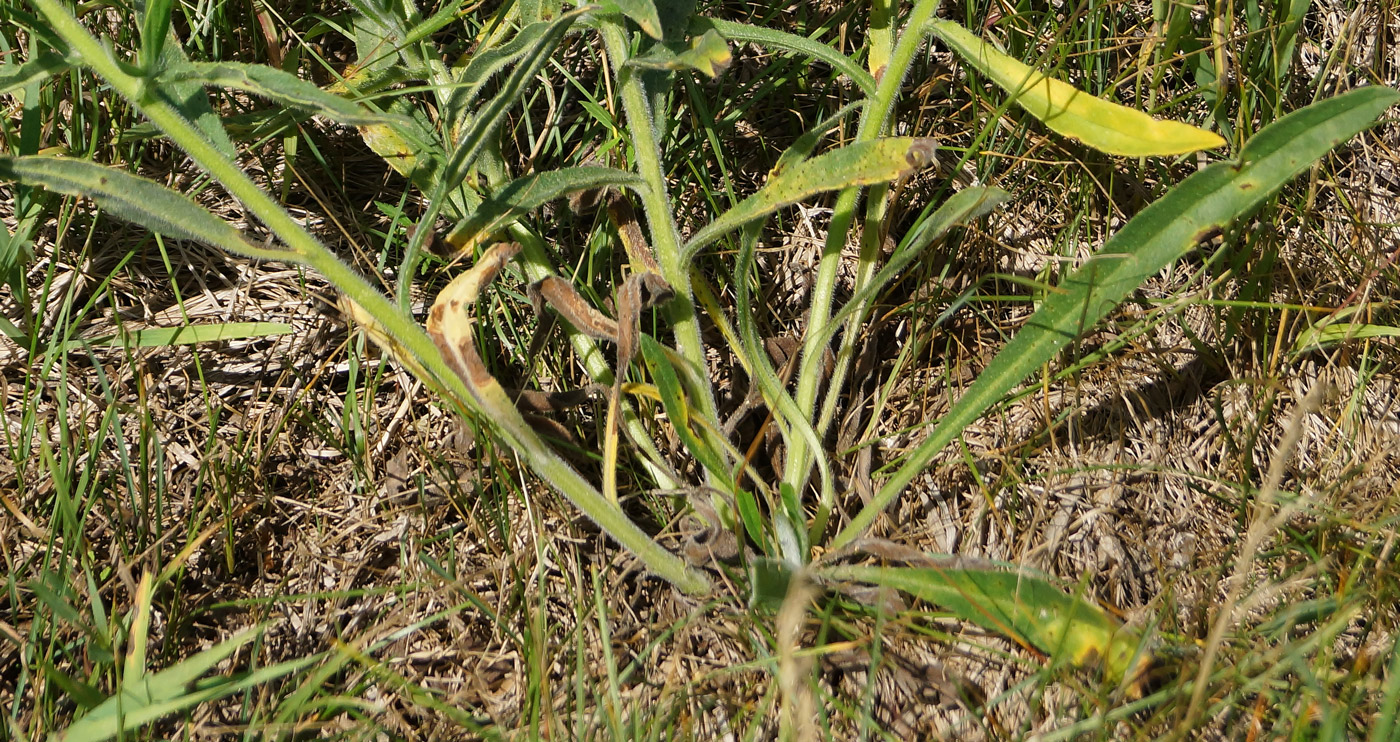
(0, 51), (71, 96)
(0, 156), (284, 260)
(930, 20), (1225, 157)
(444, 166), (645, 251)
(682, 137), (937, 260)
(704, 19), (875, 95)
(835, 86), (1400, 549)
(161, 61), (404, 126)
(823, 563), (1146, 683)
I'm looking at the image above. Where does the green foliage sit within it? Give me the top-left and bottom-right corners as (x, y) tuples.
(3, 0), (1396, 734)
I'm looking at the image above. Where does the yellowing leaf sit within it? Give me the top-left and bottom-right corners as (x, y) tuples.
(930, 20), (1225, 157)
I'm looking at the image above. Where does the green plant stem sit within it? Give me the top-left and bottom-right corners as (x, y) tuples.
(33, 0), (708, 594)
(783, 0), (940, 505)
(599, 24), (723, 475)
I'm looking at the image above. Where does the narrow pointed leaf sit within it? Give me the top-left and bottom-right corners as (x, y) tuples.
(836, 86), (1400, 549)
(0, 156), (282, 260)
(639, 335), (730, 486)
(62, 322), (294, 353)
(824, 563), (1145, 682)
(444, 167), (645, 250)
(160, 61), (404, 126)
(0, 51), (71, 95)
(682, 137), (937, 260)
(138, 0), (175, 72)
(703, 19), (875, 95)
(930, 20), (1225, 157)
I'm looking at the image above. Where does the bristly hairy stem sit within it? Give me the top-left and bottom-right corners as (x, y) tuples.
(598, 23), (724, 478)
(782, 0), (942, 513)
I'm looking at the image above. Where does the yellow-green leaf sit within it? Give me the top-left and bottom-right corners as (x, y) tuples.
(930, 20), (1224, 157)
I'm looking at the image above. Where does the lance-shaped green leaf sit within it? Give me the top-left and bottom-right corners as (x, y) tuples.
(822, 563), (1148, 684)
(0, 156), (288, 261)
(57, 623), (319, 742)
(159, 61), (405, 126)
(0, 51), (71, 95)
(444, 167), (645, 250)
(834, 86), (1400, 549)
(639, 335), (732, 487)
(627, 28), (732, 78)
(138, 0), (175, 73)
(1293, 322), (1400, 353)
(446, 17), (579, 126)
(681, 137), (937, 261)
(929, 20), (1224, 157)
(702, 19), (875, 95)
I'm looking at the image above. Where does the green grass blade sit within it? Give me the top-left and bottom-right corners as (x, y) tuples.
(57, 322), (294, 353)
(835, 86), (1400, 550)
(815, 187), (1011, 353)
(639, 335), (731, 488)
(1292, 322), (1400, 353)
(137, 0), (174, 73)
(57, 623), (270, 742)
(0, 51), (70, 95)
(0, 156), (283, 260)
(703, 19), (875, 96)
(681, 137), (936, 262)
(822, 563), (1145, 683)
(160, 61), (405, 126)
(929, 19), (1225, 157)
(1371, 631), (1400, 742)
(443, 166), (645, 250)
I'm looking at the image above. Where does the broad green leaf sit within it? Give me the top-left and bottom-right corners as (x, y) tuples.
(58, 624), (263, 742)
(444, 167), (645, 250)
(448, 17), (575, 119)
(0, 156), (288, 261)
(148, 34), (239, 161)
(750, 557), (796, 610)
(0, 51), (70, 95)
(682, 137), (937, 260)
(627, 29), (731, 79)
(702, 19), (875, 95)
(929, 20), (1225, 157)
(823, 563), (1147, 683)
(836, 86), (1400, 549)
(160, 61), (405, 126)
